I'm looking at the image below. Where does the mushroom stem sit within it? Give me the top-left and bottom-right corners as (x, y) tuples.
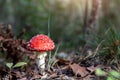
(37, 52), (47, 69)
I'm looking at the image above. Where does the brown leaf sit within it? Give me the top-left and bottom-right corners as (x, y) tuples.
(69, 63), (88, 77)
(87, 65), (97, 73)
(87, 65), (106, 73)
(49, 73), (58, 79)
(83, 75), (96, 80)
(57, 58), (70, 64)
(0, 36), (4, 41)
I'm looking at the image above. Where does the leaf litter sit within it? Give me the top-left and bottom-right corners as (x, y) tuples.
(0, 24), (120, 80)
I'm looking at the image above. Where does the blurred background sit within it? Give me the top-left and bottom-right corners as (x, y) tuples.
(0, 0), (120, 51)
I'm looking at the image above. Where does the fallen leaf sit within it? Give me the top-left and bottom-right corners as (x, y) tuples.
(49, 73), (58, 79)
(87, 65), (97, 73)
(70, 63), (88, 77)
(0, 36), (4, 41)
(57, 58), (70, 64)
(83, 75), (96, 80)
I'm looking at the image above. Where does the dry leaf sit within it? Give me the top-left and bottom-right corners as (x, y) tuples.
(87, 65), (97, 73)
(0, 36), (4, 41)
(49, 73), (58, 79)
(70, 63), (88, 77)
(83, 75), (96, 80)
(87, 65), (107, 73)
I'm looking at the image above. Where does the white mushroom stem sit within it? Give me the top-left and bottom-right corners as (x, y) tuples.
(37, 52), (47, 69)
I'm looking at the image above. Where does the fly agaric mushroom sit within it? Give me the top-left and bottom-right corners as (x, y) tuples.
(27, 34), (55, 69)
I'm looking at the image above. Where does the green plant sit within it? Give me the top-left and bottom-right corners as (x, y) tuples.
(98, 27), (120, 64)
(47, 43), (60, 69)
(6, 62), (27, 70)
(95, 68), (120, 80)
(5, 62), (27, 79)
(46, 14), (59, 70)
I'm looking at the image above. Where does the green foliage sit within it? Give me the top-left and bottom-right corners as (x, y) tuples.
(107, 77), (115, 80)
(95, 68), (120, 80)
(16, 0), (49, 39)
(6, 63), (13, 69)
(47, 44), (60, 69)
(12, 62), (27, 68)
(109, 70), (120, 79)
(95, 68), (106, 76)
(6, 62), (27, 69)
(99, 27), (120, 62)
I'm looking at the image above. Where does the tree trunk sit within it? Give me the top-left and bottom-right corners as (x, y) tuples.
(82, 0), (102, 54)
(88, 0), (102, 34)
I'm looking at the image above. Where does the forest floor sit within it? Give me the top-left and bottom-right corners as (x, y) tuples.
(0, 25), (120, 80)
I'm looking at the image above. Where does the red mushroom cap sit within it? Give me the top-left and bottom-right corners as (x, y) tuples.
(27, 34), (55, 52)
